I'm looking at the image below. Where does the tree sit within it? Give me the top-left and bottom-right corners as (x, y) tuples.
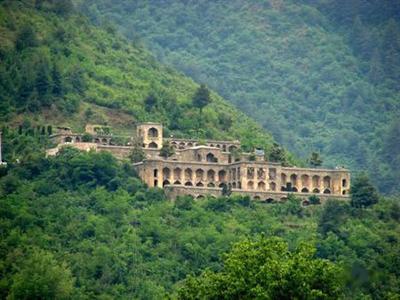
(177, 236), (344, 299)
(221, 183), (232, 196)
(129, 144), (146, 163)
(16, 25), (37, 51)
(268, 143), (287, 164)
(192, 84), (211, 130)
(8, 249), (74, 300)
(144, 93), (158, 112)
(350, 173), (379, 208)
(309, 152), (322, 167)
(52, 63), (64, 97)
(159, 142), (175, 159)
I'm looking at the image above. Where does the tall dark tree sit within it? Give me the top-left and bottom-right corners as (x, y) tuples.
(52, 63), (64, 97)
(192, 84), (211, 113)
(350, 173), (379, 208)
(309, 152), (323, 167)
(16, 25), (37, 51)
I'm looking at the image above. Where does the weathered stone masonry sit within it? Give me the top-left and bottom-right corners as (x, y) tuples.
(48, 123), (350, 204)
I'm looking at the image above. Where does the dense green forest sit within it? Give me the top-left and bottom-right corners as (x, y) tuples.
(0, 0), (298, 163)
(0, 134), (399, 298)
(77, 0), (400, 194)
(1, 1), (400, 299)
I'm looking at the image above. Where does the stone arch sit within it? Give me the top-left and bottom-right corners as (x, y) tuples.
(207, 169), (216, 181)
(269, 182), (276, 191)
(342, 190), (347, 195)
(290, 174), (298, 187)
(265, 198), (274, 203)
(232, 182), (236, 188)
(64, 136), (73, 143)
(342, 178), (347, 187)
(173, 180), (181, 185)
(248, 181), (254, 190)
(228, 145), (238, 153)
(148, 142), (158, 148)
(218, 170), (226, 182)
(237, 181), (242, 189)
(210, 144), (214, 147)
(301, 174), (309, 187)
(101, 138), (108, 144)
(257, 181), (266, 191)
(162, 180), (170, 187)
(323, 188), (331, 194)
(206, 153), (218, 163)
(196, 182), (204, 187)
(323, 176), (331, 188)
(184, 168), (193, 180)
(195, 169), (204, 181)
(301, 187), (309, 193)
(281, 173), (287, 184)
(216, 144), (221, 148)
(163, 167), (171, 180)
(207, 182), (215, 187)
(218, 183), (225, 188)
(313, 188), (320, 193)
(292, 187), (298, 192)
(75, 136), (81, 142)
(179, 142), (185, 149)
(185, 181), (193, 186)
(187, 142), (193, 147)
(173, 168), (182, 180)
(148, 127), (158, 138)
(312, 175), (320, 189)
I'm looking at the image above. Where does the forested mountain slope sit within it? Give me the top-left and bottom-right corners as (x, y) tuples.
(78, 0), (400, 194)
(0, 0), (294, 163)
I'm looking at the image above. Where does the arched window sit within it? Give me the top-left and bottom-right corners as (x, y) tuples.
(185, 181), (193, 186)
(101, 138), (108, 144)
(148, 127), (158, 138)
(196, 182), (204, 187)
(301, 187), (309, 193)
(197, 154), (202, 161)
(313, 188), (320, 193)
(302, 200), (310, 206)
(269, 182), (276, 191)
(64, 136), (73, 143)
(163, 168), (171, 180)
(148, 142), (158, 148)
(173, 181), (181, 185)
(163, 180), (170, 187)
(312, 175), (320, 189)
(342, 179), (347, 187)
(179, 142), (185, 149)
(187, 142), (193, 147)
(207, 169), (215, 181)
(292, 187), (298, 192)
(173, 168), (182, 180)
(218, 170), (226, 182)
(323, 188), (331, 194)
(206, 153), (217, 163)
(281, 173), (287, 184)
(248, 181), (254, 190)
(196, 169), (204, 181)
(94, 138), (100, 143)
(301, 174), (309, 187)
(207, 182), (215, 187)
(75, 137), (81, 143)
(232, 182), (236, 188)
(290, 174), (297, 187)
(342, 190), (346, 195)
(323, 176), (331, 188)
(265, 198), (274, 203)
(228, 145), (237, 153)
(184, 168), (193, 180)
(258, 181), (266, 191)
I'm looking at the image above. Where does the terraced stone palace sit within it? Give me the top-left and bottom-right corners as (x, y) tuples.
(48, 123), (350, 204)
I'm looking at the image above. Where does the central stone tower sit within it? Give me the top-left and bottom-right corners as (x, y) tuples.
(136, 122), (163, 150)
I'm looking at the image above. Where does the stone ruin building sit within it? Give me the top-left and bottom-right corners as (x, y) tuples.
(48, 123), (350, 205)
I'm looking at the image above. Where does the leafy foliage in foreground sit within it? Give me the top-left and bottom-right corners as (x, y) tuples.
(178, 236), (343, 299)
(0, 146), (399, 299)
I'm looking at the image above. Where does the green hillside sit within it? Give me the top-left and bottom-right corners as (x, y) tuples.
(1, 148), (399, 298)
(78, 0), (400, 194)
(0, 0), (296, 163)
